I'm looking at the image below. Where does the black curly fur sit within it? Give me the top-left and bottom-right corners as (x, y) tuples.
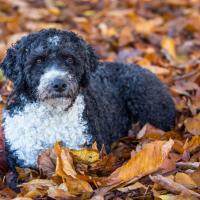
(1, 28), (176, 166)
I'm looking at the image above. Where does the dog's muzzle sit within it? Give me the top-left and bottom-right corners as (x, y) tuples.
(37, 69), (78, 102)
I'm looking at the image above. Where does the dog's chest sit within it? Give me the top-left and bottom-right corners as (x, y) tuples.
(4, 95), (92, 167)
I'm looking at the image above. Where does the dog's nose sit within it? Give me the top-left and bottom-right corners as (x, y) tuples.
(52, 78), (67, 92)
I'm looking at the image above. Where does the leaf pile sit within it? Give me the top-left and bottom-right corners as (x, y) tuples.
(0, 0), (200, 199)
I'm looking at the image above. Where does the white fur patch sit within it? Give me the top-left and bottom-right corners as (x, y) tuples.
(48, 36), (60, 46)
(4, 95), (92, 167)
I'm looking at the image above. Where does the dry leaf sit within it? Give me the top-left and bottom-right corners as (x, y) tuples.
(184, 136), (200, 152)
(16, 167), (38, 182)
(175, 172), (197, 189)
(184, 114), (200, 135)
(150, 175), (200, 198)
(161, 36), (178, 60)
(63, 176), (93, 195)
(117, 182), (147, 192)
(37, 148), (56, 177)
(0, 187), (17, 199)
(70, 149), (99, 164)
(191, 167), (200, 186)
(100, 140), (174, 186)
(19, 179), (57, 198)
(54, 143), (77, 178)
(118, 27), (134, 46)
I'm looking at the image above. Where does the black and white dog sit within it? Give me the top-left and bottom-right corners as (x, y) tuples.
(1, 29), (176, 169)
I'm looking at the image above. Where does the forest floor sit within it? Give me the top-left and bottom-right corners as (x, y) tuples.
(0, 0), (200, 199)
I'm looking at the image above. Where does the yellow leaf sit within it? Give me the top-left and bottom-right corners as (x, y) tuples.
(48, 7), (61, 16)
(161, 37), (178, 60)
(191, 167), (200, 186)
(184, 136), (200, 152)
(175, 172), (197, 189)
(70, 149), (99, 164)
(100, 139), (174, 186)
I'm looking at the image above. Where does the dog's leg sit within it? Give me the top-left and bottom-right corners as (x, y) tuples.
(122, 66), (176, 131)
(5, 144), (20, 192)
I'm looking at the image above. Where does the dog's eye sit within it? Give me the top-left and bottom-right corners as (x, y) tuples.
(66, 56), (74, 64)
(36, 57), (45, 64)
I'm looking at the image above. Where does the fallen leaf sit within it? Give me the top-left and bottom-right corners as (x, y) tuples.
(54, 143), (77, 178)
(16, 167), (39, 182)
(63, 176), (93, 195)
(70, 149), (99, 164)
(191, 167), (200, 186)
(150, 175), (200, 198)
(0, 187), (17, 199)
(100, 139), (174, 186)
(19, 179), (57, 198)
(117, 182), (147, 192)
(175, 172), (197, 189)
(184, 136), (200, 152)
(184, 114), (200, 135)
(136, 59), (170, 76)
(161, 36), (178, 60)
(118, 27), (134, 46)
(37, 148), (56, 177)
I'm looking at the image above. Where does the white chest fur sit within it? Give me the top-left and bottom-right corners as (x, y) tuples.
(4, 95), (92, 167)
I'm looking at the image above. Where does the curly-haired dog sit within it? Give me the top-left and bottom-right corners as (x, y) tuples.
(1, 29), (176, 169)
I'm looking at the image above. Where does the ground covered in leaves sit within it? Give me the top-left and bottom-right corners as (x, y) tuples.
(0, 0), (200, 199)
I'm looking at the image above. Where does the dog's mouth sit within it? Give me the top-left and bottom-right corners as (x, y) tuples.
(39, 91), (78, 109)
(42, 93), (71, 100)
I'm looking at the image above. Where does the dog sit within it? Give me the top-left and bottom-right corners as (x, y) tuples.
(1, 29), (176, 169)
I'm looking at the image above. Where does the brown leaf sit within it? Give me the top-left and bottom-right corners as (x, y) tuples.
(0, 187), (17, 199)
(89, 154), (117, 176)
(184, 114), (200, 135)
(19, 179), (57, 198)
(118, 27), (134, 46)
(54, 143), (77, 178)
(99, 140), (174, 186)
(63, 176), (93, 195)
(150, 175), (200, 198)
(37, 148), (56, 178)
(184, 136), (200, 152)
(47, 183), (75, 199)
(16, 167), (39, 182)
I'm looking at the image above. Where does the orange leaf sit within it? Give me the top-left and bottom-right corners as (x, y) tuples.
(184, 114), (200, 135)
(161, 37), (178, 60)
(100, 139), (174, 186)
(184, 136), (200, 152)
(118, 27), (134, 46)
(54, 143), (77, 178)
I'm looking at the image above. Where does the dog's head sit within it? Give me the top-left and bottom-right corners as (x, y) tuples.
(1, 29), (98, 106)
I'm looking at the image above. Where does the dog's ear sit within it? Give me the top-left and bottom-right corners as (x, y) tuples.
(81, 44), (99, 86)
(1, 42), (26, 102)
(0, 47), (18, 82)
